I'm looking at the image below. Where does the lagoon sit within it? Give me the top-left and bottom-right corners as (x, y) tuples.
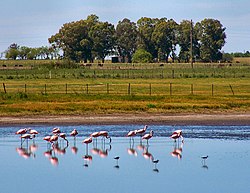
(0, 125), (250, 193)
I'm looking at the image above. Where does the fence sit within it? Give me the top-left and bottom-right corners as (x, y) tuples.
(2, 83), (250, 96)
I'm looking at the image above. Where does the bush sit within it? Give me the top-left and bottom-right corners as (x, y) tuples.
(132, 49), (152, 63)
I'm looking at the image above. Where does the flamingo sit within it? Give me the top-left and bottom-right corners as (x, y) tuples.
(170, 129), (184, 143)
(59, 133), (69, 145)
(52, 127), (61, 134)
(136, 125), (148, 136)
(16, 128), (28, 144)
(83, 137), (92, 155)
(70, 129), (78, 139)
(99, 131), (112, 143)
(142, 130), (154, 145)
(127, 130), (137, 142)
(49, 135), (58, 146)
(29, 129), (39, 143)
(20, 133), (33, 146)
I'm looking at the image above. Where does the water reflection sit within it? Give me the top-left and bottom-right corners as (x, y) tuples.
(171, 141), (184, 160)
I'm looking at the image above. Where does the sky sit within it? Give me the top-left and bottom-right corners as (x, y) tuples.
(1, 0), (250, 55)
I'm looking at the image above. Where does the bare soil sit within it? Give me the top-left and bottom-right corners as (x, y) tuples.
(1, 113), (250, 126)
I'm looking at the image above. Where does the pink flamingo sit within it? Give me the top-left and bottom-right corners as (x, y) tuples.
(59, 133), (69, 144)
(20, 133), (33, 147)
(29, 129), (39, 142)
(136, 125), (148, 136)
(83, 137), (92, 155)
(70, 129), (78, 139)
(99, 131), (111, 143)
(142, 130), (154, 145)
(16, 128), (28, 144)
(52, 127), (61, 134)
(170, 129), (184, 143)
(127, 130), (137, 142)
(49, 135), (58, 147)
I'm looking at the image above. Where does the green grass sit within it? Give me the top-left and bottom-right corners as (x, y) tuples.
(0, 60), (250, 116)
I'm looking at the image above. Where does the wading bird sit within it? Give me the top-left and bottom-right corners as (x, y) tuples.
(142, 130), (154, 145)
(83, 137), (92, 155)
(136, 125), (148, 136)
(170, 129), (184, 143)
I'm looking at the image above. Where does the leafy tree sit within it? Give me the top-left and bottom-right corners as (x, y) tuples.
(197, 18), (226, 62)
(116, 18), (138, 63)
(89, 21), (116, 63)
(5, 43), (19, 60)
(178, 20), (200, 63)
(152, 18), (178, 62)
(18, 46), (31, 59)
(137, 17), (159, 59)
(132, 49), (152, 63)
(49, 15), (99, 62)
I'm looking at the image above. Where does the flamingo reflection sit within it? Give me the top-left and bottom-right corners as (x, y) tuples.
(171, 141), (183, 160)
(91, 140), (112, 158)
(142, 145), (154, 161)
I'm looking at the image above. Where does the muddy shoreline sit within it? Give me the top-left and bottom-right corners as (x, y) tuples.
(0, 113), (250, 126)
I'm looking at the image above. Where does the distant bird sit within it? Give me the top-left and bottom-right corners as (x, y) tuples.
(99, 131), (112, 143)
(49, 135), (58, 146)
(136, 125), (148, 136)
(201, 155), (208, 163)
(201, 155), (208, 160)
(142, 130), (154, 144)
(29, 129), (39, 136)
(127, 130), (137, 142)
(70, 129), (78, 139)
(16, 128), (28, 143)
(152, 159), (159, 164)
(20, 134), (33, 146)
(29, 129), (39, 142)
(170, 129), (184, 143)
(59, 133), (69, 144)
(90, 131), (101, 140)
(52, 127), (61, 134)
(114, 156), (120, 168)
(83, 137), (93, 155)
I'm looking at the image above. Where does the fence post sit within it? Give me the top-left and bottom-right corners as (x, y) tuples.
(107, 83), (109, 94)
(149, 83), (152, 96)
(45, 84), (47, 95)
(24, 84), (27, 93)
(66, 84), (67, 94)
(229, 84), (235, 95)
(3, 83), (6, 93)
(172, 70), (175, 79)
(212, 84), (214, 96)
(191, 84), (194, 95)
(86, 84), (89, 94)
(170, 83), (172, 96)
(128, 83), (131, 95)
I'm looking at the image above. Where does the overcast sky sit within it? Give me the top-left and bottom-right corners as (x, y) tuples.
(1, 0), (250, 54)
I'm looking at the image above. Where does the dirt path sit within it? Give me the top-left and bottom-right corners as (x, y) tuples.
(1, 113), (250, 126)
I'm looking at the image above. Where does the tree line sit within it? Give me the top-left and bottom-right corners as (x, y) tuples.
(5, 14), (228, 63)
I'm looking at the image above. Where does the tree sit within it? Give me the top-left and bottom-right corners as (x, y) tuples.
(89, 21), (116, 63)
(49, 15), (99, 62)
(5, 43), (19, 60)
(178, 20), (199, 63)
(116, 18), (138, 63)
(197, 18), (226, 62)
(132, 49), (152, 63)
(152, 18), (178, 62)
(137, 17), (159, 59)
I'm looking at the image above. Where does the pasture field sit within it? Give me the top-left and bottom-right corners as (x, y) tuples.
(0, 60), (250, 116)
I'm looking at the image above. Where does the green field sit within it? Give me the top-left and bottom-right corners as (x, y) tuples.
(0, 60), (250, 116)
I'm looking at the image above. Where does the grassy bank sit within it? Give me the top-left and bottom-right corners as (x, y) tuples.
(0, 60), (250, 116)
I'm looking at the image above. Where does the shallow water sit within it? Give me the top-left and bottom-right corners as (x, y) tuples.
(0, 125), (250, 193)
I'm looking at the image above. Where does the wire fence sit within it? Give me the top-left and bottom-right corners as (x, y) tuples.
(2, 83), (250, 96)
